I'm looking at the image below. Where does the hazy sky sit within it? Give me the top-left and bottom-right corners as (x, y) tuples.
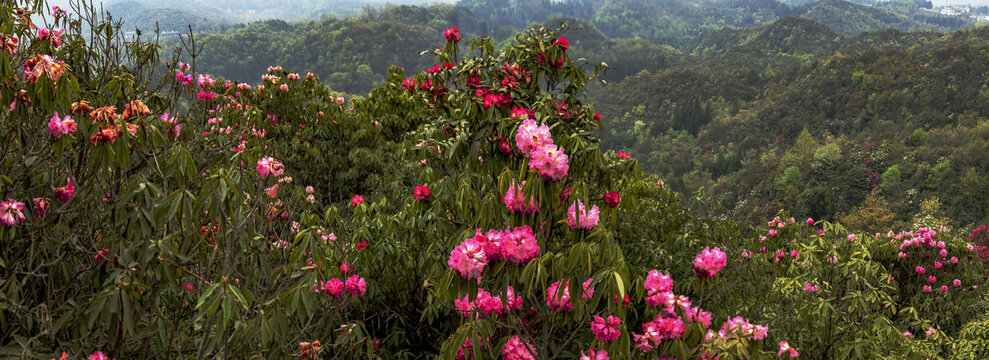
(932, 0), (989, 5)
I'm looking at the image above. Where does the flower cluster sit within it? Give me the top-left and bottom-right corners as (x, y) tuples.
(717, 316), (768, 341)
(48, 112), (76, 138)
(643, 270), (673, 306)
(778, 341), (800, 358)
(313, 275), (366, 297)
(23, 54), (66, 84)
(602, 191), (620, 208)
(414, 185), (430, 201)
(579, 349), (609, 360)
(504, 180), (538, 215)
(567, 200), (600, 230)
(501, 335), (536, 360)
(256, 157), (285, 179)
(545, 278), (594, 311)
(693, 247), (727, 278)
(590, 315), (622, 342)
(633, 315), (686, 352)
(448, 237), (487, 279)
(449, 226), (539, 278)
(54, 179), (75, 204)
(515, 119), (568, 181)
(454, 287), (521, 317)
(37, 28), (64, 48)
(0, 199), (27, 227)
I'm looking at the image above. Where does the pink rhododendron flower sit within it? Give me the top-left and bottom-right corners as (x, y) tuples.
(582, 278), (595, 299)
(502, 335), (536, 360)
(351, 194), (365, 207)
(579, 349), (609, 360)
(643, 269), (673, 306)
(778, 341), (799, 358)
(345, 275), (366, 296)
(265, 184), (279, 198)
(38, 28), (63, 47)
(514, 119), (553, 156)
(497, 225), (540, 265)
(941, 285), (949, 292)
(686, 306), (713, 328)
(602, 191), (620, 208)
(553, 36), (569, 51)
(528, 144), (569, 181)
(803, 282), (819, 292)
(444, 27), (460, 42)
(32, 198), (49, 218)
(693, 247), (727, 278)
(806, 217), (814, 225)
(718, 316), (768, 340)
(48, 112), (76, 138)
(567, 200), (599, 230)
(616, 151), (631, 159)
(915, 266), (925, 274)
(256, 157), (284, 178)
(448, 237), (487, 279)
(54, 178), (75, 203)
(954, 279), (961, 287)
(414, 185), (431, 201)
(950, 256), (959, 264)
(0, 199), (27, 227)
(504, 180), (538, 215)
(89, 351), (107, 360)
(590, 315), (622, 342)
(340, 262), (351, 274)
(769, 229), (777, 237)
(923, 285), (932, 293)
(321, 278), (345, 297)
(546, 279), (572, 311)
(848, 234), (856, 242)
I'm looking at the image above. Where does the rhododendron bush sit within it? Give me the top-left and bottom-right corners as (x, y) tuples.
(1, 1), (987, 359)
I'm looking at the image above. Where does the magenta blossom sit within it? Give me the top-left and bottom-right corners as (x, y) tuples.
(54, 178), (75, 203)
(345, 275), (366, 296)
(256, 157), (284, 178)
(0, 199), (27, 227)
(567, 200), (599, 230)
(602, 191), (620, 208)
(693, 247), (727, 278)
(48, 112), (76, 138)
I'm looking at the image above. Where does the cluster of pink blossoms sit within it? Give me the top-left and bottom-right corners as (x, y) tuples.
(643, 270), (674, 306)
(313, 275), (366, 297)
(515, 119), (568, 181)
(413, 185), (430, 201)
(590, 315), (622, 342)
(448, 237), (486, 279)
(716, 316), (769, 341)
(48, 112), (76, 138)
(633, 315), (686, 352)
(778, 341), (800, 358)
(448, 226), (539, 278)
(454, 287), (521, 317)
(545, 278), (594, 311)
(693, 247), (727, 278)
(37, 27), (64, 48)
(567, 200), (600, 230)
(256, 157), (284, 179)
(501, 335), (536, 360)
(504, 180), (538, 215)
(54, 179), (75, 203)
(579, 349), (609, 360)
(0, 199), (27, 227)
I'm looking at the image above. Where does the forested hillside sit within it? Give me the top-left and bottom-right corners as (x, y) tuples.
(594, 19), (989, 229)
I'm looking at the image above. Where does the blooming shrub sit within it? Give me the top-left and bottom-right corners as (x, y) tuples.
(0, 1), (984, 359)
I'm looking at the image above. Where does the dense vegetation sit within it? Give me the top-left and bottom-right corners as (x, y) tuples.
(4, 0), (989, 359)
(594, 17), (989, 230)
